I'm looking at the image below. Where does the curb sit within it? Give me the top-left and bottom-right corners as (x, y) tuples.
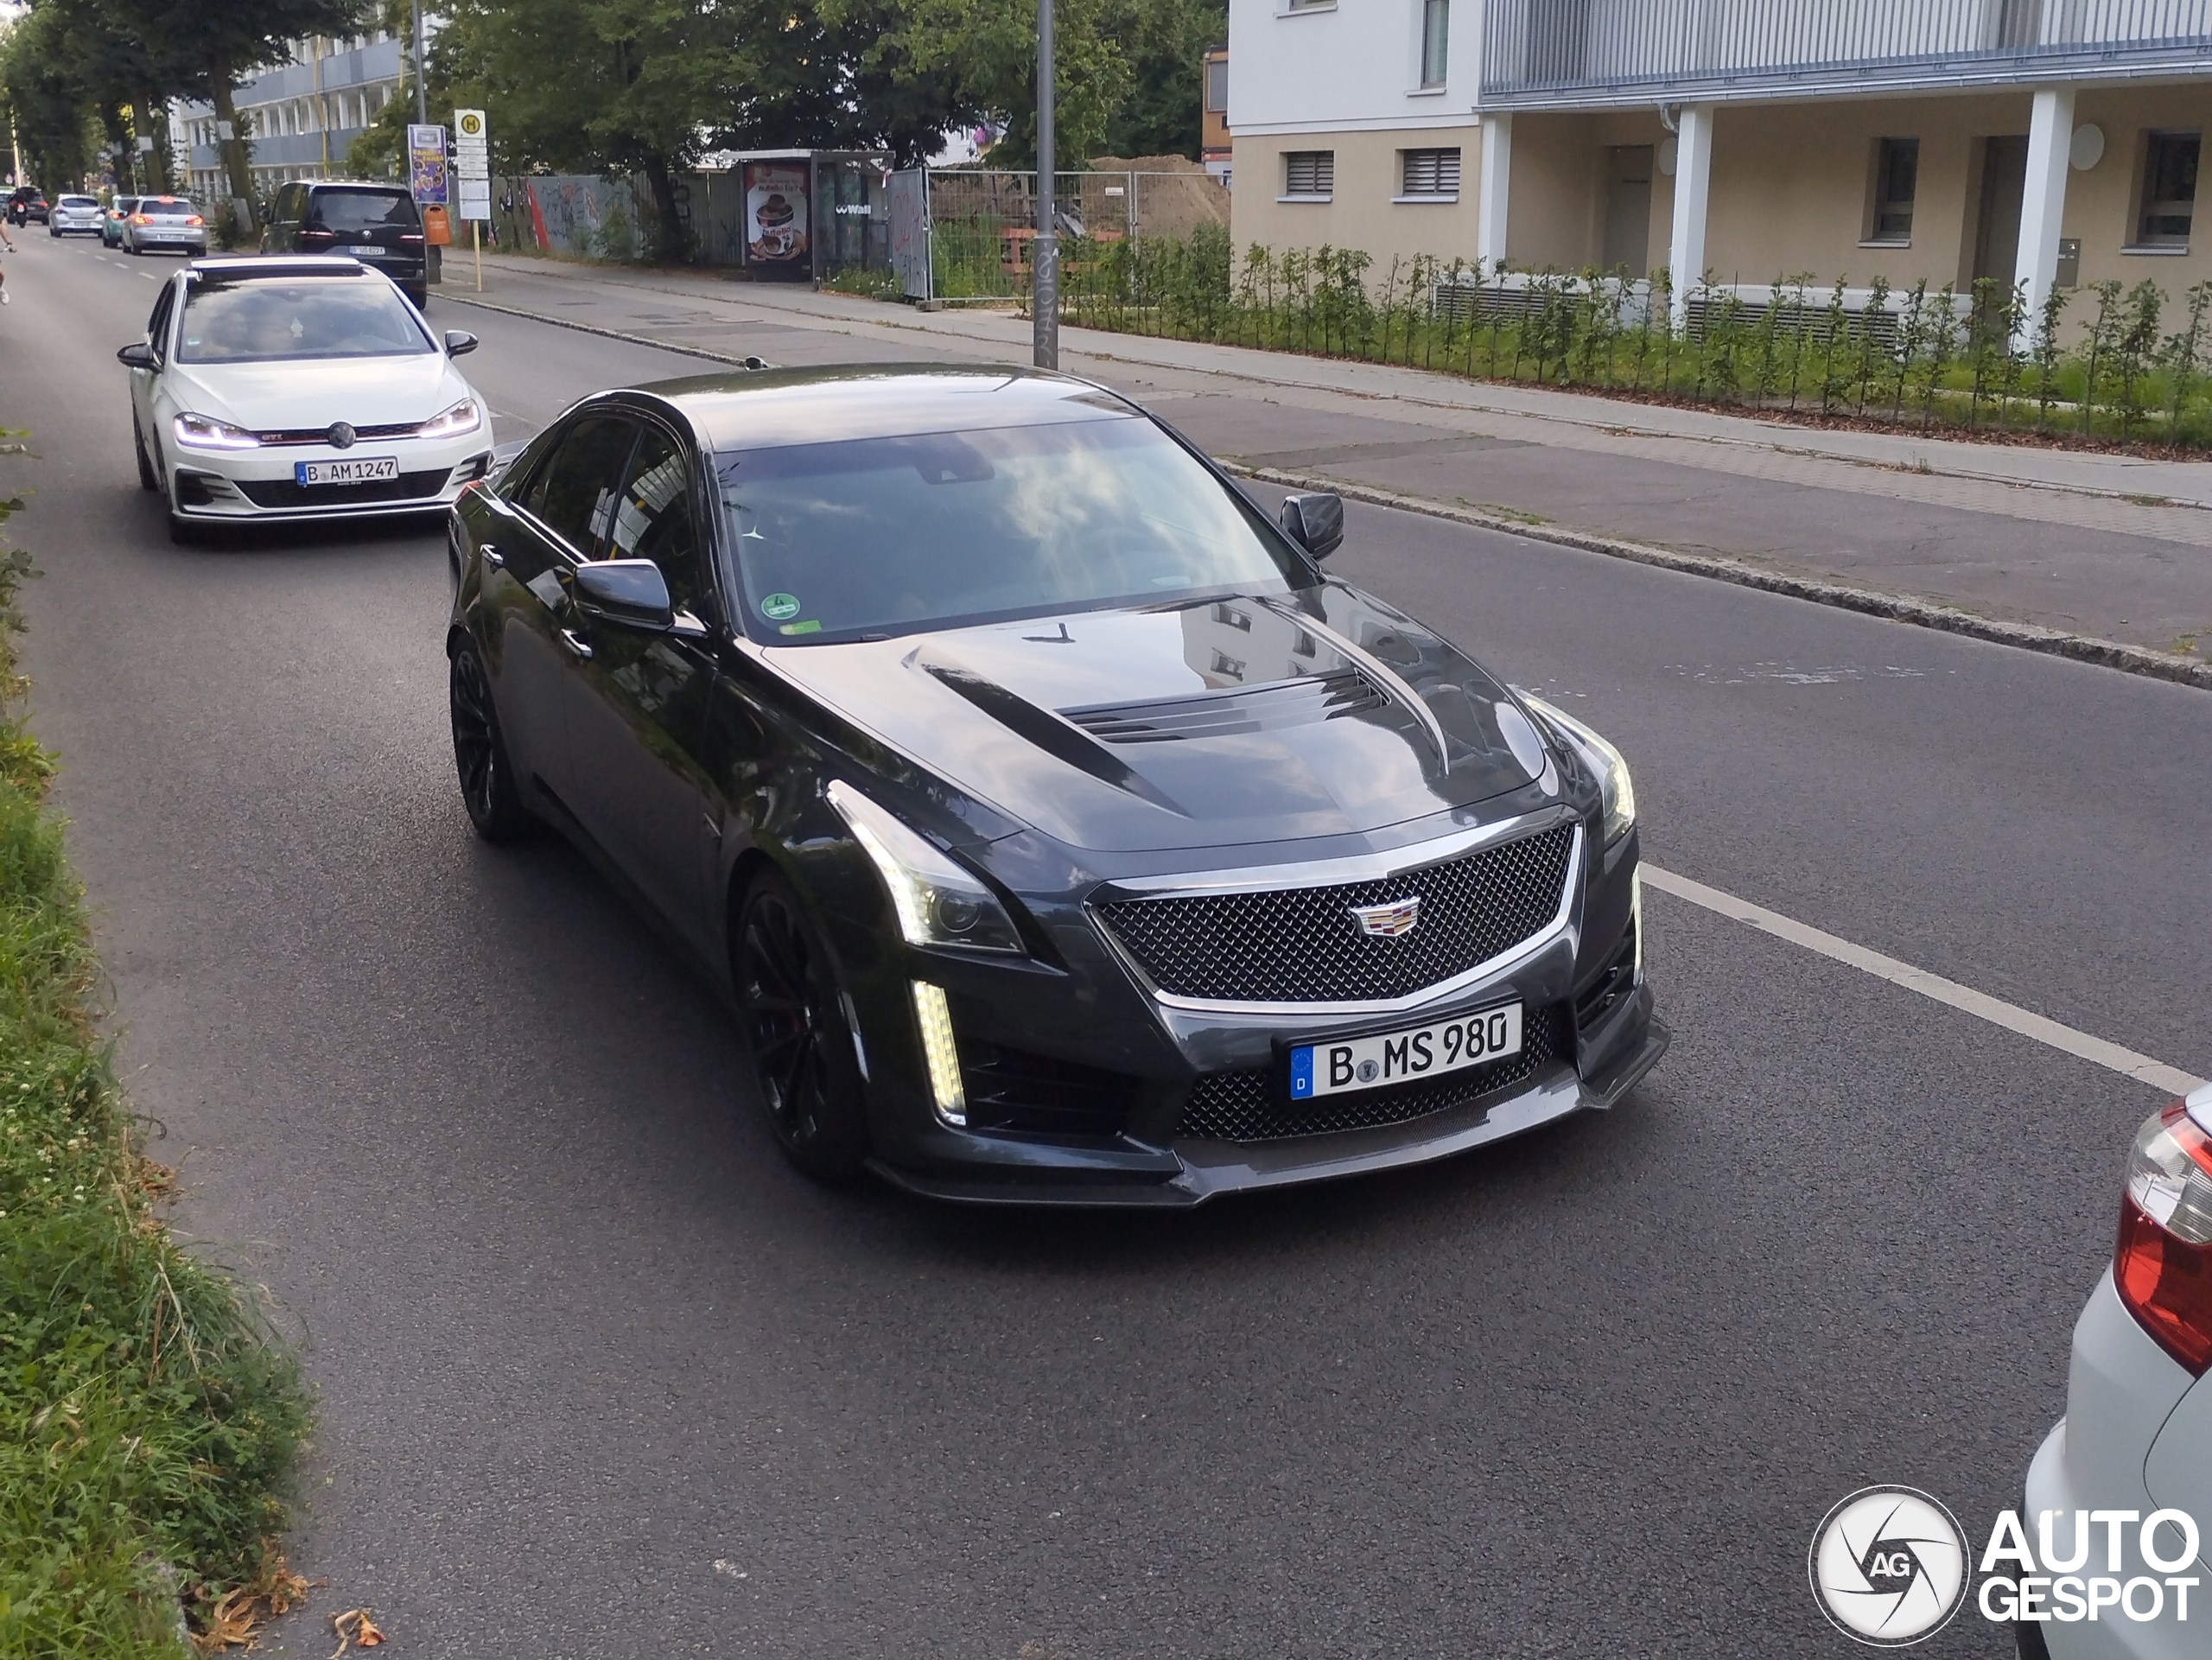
(1230, 464), (2212, 693)
(437, 291), (772, 371)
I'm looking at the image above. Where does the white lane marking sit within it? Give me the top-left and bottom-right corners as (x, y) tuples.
(140, 272), (157, 282)
(1642, 864), (2205, 1096)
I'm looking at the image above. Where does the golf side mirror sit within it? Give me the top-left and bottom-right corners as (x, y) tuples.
(1279, 492), (1344, 560)
(572, 559), (673, 630)
(116, 341), (156, 370)
(443, 329), (479, 358)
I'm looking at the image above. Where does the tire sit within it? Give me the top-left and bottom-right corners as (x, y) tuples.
(132, 413), (156, 492)
(734, 869), (871, 1181)
(448, 644), (534, 843)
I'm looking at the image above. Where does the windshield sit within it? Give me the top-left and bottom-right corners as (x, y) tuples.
(715, 417), (1307, 642)
(309, 189), (416, 234)
(177, 278), (433, 363)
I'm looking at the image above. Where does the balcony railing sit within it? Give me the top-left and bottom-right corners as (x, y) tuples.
(1479, 0), (2212, 107)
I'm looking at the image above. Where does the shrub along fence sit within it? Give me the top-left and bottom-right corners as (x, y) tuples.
(1050, 222), (2212, 448)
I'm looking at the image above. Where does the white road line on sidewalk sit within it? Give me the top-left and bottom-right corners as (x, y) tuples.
(1642, 864), (2205, 1096)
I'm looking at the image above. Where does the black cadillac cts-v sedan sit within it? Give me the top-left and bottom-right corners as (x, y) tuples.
(445, 366), (1665, 1205)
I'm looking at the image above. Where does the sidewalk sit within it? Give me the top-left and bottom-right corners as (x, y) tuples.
(437, 252), (2212, 678)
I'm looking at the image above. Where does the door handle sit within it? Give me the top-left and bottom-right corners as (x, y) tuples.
(559, 627), (594, 660)
(480, 544), (505, 569)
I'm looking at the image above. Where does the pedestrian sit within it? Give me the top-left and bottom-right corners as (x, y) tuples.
(0, 217), (16, 304)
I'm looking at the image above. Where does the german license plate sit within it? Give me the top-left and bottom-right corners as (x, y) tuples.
(348, 244), (381, 255)
(1289, 1002), (1522, 1101)
(296, 456), (399, 486)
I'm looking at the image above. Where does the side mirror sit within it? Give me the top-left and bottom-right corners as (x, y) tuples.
(444, 329), (479, 357)
(116, 341), (157, 370)
(1278, 492), (1344, 560)
(572, 558), (673, 630)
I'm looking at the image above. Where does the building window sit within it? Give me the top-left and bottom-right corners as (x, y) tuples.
(1400, 147), (1460, 198)
(1283, 150), (1334, 199)
(1420, 0), (1449, 88)
(1205, 57), (1228, 114)
(1866, 137), (1917, 243)
(2139, 130), (2200, 246)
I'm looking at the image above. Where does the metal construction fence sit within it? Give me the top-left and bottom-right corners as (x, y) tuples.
(887, 167), (1232, 303)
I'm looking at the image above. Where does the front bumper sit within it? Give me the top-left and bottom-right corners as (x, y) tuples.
(831, 813), (1662, 1206)
(168, 433), (493, 523)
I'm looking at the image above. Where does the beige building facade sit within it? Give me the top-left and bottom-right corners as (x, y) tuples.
(1227, 0), (2212, 330)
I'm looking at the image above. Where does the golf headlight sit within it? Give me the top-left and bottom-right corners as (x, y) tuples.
(416, 398), (482, 439)
(1522, 695), (1636, 845)
(826, 780), (1025, 953)
(172, 412), (260, 450)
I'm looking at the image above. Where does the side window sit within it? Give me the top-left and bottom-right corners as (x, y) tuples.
(607, 424), (701, 615)
(145, 285), (175, 359)
(528, 416), (638, 557)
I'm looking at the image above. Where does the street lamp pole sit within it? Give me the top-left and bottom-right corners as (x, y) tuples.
(412, 0), (429, 124)
(1033, 0), (1058, 369)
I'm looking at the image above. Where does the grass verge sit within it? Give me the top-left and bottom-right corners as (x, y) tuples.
(0, 456), (315, 1657)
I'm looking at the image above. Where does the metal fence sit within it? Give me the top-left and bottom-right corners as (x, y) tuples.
(888, 167), (1232, 303)
(1480, 0), (2212, 105)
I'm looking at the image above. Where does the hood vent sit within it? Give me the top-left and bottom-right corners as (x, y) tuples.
(1061, 668), (1383, 745)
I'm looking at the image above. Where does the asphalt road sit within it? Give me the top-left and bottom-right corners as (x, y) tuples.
(8, 233), (2210, 1659)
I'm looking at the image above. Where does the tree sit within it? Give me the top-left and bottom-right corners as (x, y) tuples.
(1, 6), (103, 189)
(1098, 0), (1222, 160)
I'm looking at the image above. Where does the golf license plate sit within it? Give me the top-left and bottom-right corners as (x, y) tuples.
(295, 456), (398, 486)
(1289, 1002), (1522, 1101)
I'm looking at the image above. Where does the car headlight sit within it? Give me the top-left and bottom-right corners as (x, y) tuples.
(1521, 694), (1636, 846)
(416, 398), (482, 440)
(172, 412), (261, 450)
(825, 779), (1025, 953)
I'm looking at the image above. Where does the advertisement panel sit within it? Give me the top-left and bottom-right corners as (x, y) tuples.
(742, 162), (809, 279)
(408, 124), (448, 206)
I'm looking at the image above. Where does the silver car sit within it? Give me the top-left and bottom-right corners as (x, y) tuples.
(123, 197), (208, 256)
(48, 194), (104, 237)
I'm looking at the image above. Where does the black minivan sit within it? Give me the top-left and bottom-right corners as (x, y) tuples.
(262, 179), (428, 305)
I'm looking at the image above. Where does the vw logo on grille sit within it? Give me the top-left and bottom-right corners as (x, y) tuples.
(327, 422), (357, 449)
(1349, 896), (1421, 938)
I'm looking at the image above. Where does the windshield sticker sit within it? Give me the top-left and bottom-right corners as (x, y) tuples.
(760, 592), (801, 621)
(779, 619), (822, 636)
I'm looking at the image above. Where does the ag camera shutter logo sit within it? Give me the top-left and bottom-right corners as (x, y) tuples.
(1808, 1486), (1969, 1646)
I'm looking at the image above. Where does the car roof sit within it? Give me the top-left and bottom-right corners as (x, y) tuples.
(631, 366), (1141, 452)
(302, 179), (410, 193)
(183, 256), (370, 283)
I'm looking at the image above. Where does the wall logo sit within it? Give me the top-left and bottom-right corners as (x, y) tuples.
(1809, 1486), (1970, 1647)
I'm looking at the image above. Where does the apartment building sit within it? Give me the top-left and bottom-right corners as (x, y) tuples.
(1229, 0), (2212, 326)
(176, 32), (408, 204)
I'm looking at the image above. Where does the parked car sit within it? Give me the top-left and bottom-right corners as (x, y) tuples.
(121, 196), (207, 255)
(262, 179), (427, 307)
(443, 366), (1666, 1202)
(2019, 1080), (2212, 1659)
(48, 193), (104, 237)
(102, 195), (139, 247)
(115, 257), (490, 543)
(7, 188), (48, 226)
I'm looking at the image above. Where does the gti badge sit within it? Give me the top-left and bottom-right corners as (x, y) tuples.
(1349, 896), (1421, 938)
(327, 422), (357, 449)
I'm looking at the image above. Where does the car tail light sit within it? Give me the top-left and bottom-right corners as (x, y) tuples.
(2117, 1099), (2212, 1374)
(186, 215), (203, 226)
(131, 213), (149, 224)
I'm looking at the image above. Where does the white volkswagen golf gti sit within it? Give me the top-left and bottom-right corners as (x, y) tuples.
(118, 257), (493, 542)
(2019, 1080), (2212, 1659)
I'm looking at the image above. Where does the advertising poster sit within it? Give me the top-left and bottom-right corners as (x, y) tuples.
(408, 124), (448, 205)
(743, 162), (809, 278)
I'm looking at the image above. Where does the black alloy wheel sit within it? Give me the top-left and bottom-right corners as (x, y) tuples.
(448, 645), (533, 842)
(132, 412), (156, 492)
(735, 871), (870, 1181)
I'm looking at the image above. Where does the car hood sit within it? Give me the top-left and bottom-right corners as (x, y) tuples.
(166, 353), (467, 430)
(766, 583), (1561, 855)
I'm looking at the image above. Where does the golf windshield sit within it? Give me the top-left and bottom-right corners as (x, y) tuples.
(176, 277), (435, 364)
(715, 417), (1307, 642)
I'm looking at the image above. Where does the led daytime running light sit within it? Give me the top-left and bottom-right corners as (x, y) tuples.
(172, 412), (262, 450)
(417, 398), (481, 439)
(911, 982), (966, 1127)
(1522, 693), (1637, 845)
